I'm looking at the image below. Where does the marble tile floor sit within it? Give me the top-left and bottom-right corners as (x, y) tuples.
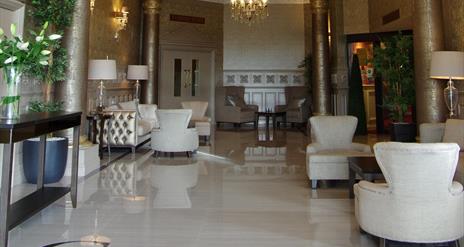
(5, 129), (462, 247)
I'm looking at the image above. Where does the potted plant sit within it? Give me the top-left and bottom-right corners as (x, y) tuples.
(0, 22), (60, 119)
(22, 101), (68, 184)
(373, 33), (415, 142)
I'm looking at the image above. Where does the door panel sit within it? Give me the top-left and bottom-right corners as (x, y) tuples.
(160, 50), (212, 113)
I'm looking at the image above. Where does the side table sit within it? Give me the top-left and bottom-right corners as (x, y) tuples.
(348, 156), (384, 199)
(87, 112), (113, 159)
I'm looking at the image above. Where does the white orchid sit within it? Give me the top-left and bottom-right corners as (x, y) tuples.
(4, 56), (17, 64)
(16, 42), (29, 51)
(39, 60), (48, 66)
(48, 34), (62, 40)
(40, 50), (51, 55)
(36, 36), (44, 42)
(0, 48), (3, 54)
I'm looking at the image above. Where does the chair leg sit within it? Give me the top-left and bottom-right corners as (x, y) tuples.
(186, 151), (190, 158)
(131, 147), (136, 154)
(311, 180), (317, 189)
(153, 151), (157, 157)
(456, 240), (461, 247)
(170, 152), (174, 158)
(379, 238), (386, 247)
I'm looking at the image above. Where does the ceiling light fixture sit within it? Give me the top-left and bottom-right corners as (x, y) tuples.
(230, 0), (269, 25)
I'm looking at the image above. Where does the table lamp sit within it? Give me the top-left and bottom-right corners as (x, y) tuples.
(127, 65), (148, 102)
(430, 51), (464, 118)
(88, 59), (117, 112)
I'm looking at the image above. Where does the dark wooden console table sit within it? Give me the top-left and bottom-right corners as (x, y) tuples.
(0, 111), (82, 247)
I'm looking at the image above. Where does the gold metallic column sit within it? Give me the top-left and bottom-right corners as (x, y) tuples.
(311, 0), (332, 116)
(414, 0), (446, 124)
(141, 0), (161, 104)
(56, 0), (90, 133)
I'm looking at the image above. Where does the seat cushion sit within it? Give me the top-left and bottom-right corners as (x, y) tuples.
(137, 119), (153, 136)
(443, 119), (464, 150)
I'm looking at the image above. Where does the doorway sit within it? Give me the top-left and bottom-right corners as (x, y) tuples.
(159, 48), (214, 116)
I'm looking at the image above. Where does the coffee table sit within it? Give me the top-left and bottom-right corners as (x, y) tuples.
(348, 156), (384, 199)
(255, 111), (286, 129)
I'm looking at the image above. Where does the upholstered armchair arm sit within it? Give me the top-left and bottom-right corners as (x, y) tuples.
(450, 181), (464, 196)
(306, 143), (323, 154)
(216, 105), (241, 123)
(275, 105), (287, 112)
(350, 143), (372, 154)
(300, 100), (311, 122)
(102, 110), (138, 146)
(138, 104), (158, 128)
(357, 181), (389, 195)
(419, 123), (445, 143)
(246, 104), (259, 112)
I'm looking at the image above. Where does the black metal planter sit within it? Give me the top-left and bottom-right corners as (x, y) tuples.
(22, 137), (69, 184)
(390, 123), (416, 142)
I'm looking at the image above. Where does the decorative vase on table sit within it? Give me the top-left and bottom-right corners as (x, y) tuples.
(1, 67), (22, 119)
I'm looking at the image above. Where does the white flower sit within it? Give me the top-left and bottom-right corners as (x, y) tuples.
(48, 34), (62, 40)
(36, 36), (44, 42)
(4, 56), (17, 64)
(0, 48), (3, 54)
(10, 24), (16, 36)
(16, 42), (29, 51)
(39, 60), (48, 66)
(40, 50), (51, 55)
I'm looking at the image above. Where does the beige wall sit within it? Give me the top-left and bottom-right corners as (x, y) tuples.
(368, 0), (413, 33)
(159, 0), (224, 86)
(224, 4), (305, 70)
(343, 0), (369, 34)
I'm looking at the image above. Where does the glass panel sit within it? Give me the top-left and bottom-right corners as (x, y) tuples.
(192, 59), (199, 97)
(174, 59), (182, 97)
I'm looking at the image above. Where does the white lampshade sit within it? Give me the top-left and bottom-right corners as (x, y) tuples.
(127, 65), (149, 80)
(430, 51), (464, 80)
(88, 59), (118, 80)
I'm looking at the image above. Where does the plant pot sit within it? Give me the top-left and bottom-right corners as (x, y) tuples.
(22, 137), (69, 184)
(390, 123), (416, 142)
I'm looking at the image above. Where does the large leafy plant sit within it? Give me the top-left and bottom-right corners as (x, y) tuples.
(373, 34), (415, 123)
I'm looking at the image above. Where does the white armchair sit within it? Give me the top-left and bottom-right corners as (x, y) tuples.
(151, 109), (199, 156)
(306, 116), (372, 189)
(420, 119), (464, 184)
(354, 142), (464, 244)
(181, 101), (211, 143)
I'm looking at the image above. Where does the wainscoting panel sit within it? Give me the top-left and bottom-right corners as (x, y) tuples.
(224, 70), (304, 87)
(244, 87), (286, 111)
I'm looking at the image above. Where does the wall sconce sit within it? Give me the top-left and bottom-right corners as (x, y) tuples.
(113, 6), (129, 39)
(90, 0), (95, 12)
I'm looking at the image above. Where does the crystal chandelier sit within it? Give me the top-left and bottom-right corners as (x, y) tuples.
(230, 0), (269, 25)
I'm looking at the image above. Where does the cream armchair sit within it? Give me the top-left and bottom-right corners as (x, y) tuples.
(215, 86), (258, 128)
(354, 142), (464, 244)
(181, 101), (211, 143)
(306, 116), (372, 189)
(420, 119), (464, 184)
(151, 109), (199, 156)
(100, 101), (158, 153)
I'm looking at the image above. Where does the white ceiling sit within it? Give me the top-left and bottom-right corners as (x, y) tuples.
(202, 0), (309, 4)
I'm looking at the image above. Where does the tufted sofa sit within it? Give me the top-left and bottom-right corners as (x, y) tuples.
(99, 101), (158, 153)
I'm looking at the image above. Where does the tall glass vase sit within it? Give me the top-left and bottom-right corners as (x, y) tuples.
(1, 67), (22, 119)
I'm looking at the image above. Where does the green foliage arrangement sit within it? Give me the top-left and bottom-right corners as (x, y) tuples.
(298, 54), (312, 90)
(28, 0), (76, 85)
(28, 100), (64, 113)
(373, 33), (415, 123)
(348, 55), (367, 135)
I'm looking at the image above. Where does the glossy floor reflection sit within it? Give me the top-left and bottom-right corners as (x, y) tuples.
(9, 129), (379, 247)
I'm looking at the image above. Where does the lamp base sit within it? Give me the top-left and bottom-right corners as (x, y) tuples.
(444, 78), (459, 119)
